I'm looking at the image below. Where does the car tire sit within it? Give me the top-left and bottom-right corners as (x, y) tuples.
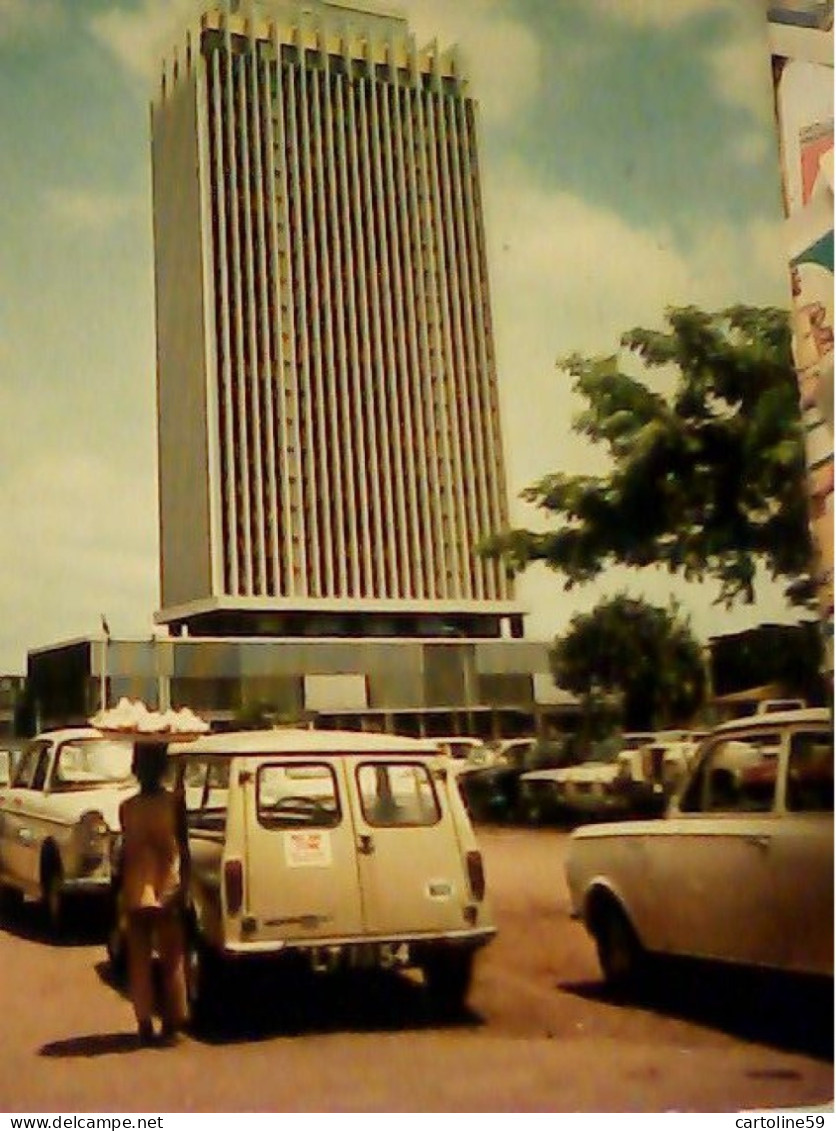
(422, 948), (475, 1016)
(594, 901), (646, 994)
(186, 928), (221, 1029)
(0, 883), (23, 916)
(42, 858), (65, 933)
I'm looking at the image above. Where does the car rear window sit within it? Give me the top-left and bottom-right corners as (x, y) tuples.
(356, 762), (440, 827)
(786, 732), (833, 813)
(256, 762), (341, 829)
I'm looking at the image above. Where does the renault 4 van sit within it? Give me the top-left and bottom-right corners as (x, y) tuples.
(110, 728), (496, 1020)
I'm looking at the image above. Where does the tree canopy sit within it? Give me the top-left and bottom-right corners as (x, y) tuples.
(552, 595), (706, 732)
(483, 305), (813, 607)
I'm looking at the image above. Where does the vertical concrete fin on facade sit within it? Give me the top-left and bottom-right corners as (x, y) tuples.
(224, 16), (255, 594)
(310, 38), (349, 597)
(449, 92), (495, 601)
(236, 22), (268, 596)
(286, 44), (322, 596)
(248, 22), (282, 596)
(267, 21), (306, 596)
(435, 77), (482, 601)
(151, 58), (214, 610)
(368, 62), (413, 598)
(208, 46), (239, 595)
(390, 42), (439, 600)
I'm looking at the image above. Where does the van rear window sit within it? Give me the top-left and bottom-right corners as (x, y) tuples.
(257, 762), (341, 828)
(356, 762), (440, 827)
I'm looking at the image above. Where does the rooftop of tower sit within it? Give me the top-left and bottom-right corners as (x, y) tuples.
(155, 0), (464, 103)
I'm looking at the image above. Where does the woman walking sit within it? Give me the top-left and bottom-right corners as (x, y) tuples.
(118, 742), (189, 1046)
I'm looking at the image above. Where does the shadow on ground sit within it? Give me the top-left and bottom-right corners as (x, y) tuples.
(562, 959), (834, 1062)
(0, 896), (108, 949)
(95, 957), (482, 1046)
(39, 1032), (145, 1058)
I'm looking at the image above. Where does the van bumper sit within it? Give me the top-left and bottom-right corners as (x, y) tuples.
(221, 926), (497, 958)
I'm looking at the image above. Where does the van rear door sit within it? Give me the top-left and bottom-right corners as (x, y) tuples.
(244, 759), (364, 941)
(346, 755), (469, 938)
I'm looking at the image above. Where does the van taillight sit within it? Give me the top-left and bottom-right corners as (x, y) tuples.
(466, 850), (485, 901)
(224, 859), (244, 916)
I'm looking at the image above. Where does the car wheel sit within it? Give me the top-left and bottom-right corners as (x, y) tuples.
(594, 901), (646, 993)
(186, 928), (221, 1029)
(42, 859), (65, 933)
(0, 883), (23, 916)
(422, 949), (475, 1016)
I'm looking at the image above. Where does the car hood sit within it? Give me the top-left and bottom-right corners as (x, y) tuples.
(570, 816), (666, 841)
(0, 784), (138, 831)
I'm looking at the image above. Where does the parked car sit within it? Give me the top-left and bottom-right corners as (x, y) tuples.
(0, 744), (25, 789)
(565, 707), (833, 989)
(0, 728), (135, 928)
(109, 728), (496, 1021)
(610, 731), (705, 815)
(460, 736), (572, 822)
(433, 736), (492, 766)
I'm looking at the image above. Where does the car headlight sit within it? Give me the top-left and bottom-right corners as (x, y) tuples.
(76, 810), (110, 872)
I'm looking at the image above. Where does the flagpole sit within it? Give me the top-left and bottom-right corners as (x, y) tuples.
(99, 615), (110, 712)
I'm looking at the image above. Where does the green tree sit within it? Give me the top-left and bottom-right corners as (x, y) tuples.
(552, 595), (706, 732)
(483, 305), (813, 607)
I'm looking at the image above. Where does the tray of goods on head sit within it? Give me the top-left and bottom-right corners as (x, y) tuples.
(90, 698), (210, 744)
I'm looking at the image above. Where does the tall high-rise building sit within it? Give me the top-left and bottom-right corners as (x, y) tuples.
(152, 0), (523, 639)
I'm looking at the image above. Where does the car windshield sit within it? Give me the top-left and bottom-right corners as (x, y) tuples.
(53, 738), (134, 790)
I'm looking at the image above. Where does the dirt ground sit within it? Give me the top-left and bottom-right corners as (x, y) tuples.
(0, 824), (831, 1113)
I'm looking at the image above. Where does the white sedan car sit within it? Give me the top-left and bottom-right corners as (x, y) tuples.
(565, 707), (833, 988)
(0, 728), (135, 929)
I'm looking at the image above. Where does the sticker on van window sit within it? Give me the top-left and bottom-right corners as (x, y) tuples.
(283, 830), (333, 868)
(426, 879), (452, 900)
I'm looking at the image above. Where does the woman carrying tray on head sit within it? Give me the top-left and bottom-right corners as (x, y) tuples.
(119, 740), (189, 1047)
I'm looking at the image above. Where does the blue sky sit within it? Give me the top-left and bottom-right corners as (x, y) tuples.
(0, 0), (798, 672)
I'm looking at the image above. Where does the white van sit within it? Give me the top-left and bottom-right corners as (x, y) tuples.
(109, 728), (496, 1020)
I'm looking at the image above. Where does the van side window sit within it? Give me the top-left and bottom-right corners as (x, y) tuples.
(257, 763), (340, 828)
(184, 758), (230, 833)
(357, 762), (440, 827)
(786, 732), (833, 813)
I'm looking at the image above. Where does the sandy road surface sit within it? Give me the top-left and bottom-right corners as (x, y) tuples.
(0, 825), (830, 1113)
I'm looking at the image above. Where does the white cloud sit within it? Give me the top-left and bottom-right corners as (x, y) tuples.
(90, 0), (543, 125)
(706, 12), (776, 127)
(406, 0), (543, 125)
(88, 0), (204, 85)
(584, 0), (729, 27)
(484, 161), (789, 495)
(44, 187), (142, 232)
(0, 0), (60, 42)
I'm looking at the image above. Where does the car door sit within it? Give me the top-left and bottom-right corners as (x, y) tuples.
(242, 757), (365, 941)
(346, 755), (468, 938)
(770, 728), (834, 976)
(0, 743), (50, 890)
(646, 731), (784, 969)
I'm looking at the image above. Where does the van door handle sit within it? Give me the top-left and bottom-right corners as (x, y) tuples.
(358, 834), (375, 856)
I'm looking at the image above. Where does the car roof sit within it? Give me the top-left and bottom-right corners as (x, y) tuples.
(711, 707), (831, 734)
(31, 727), (127, 745)
(168, 728), (443, 757)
